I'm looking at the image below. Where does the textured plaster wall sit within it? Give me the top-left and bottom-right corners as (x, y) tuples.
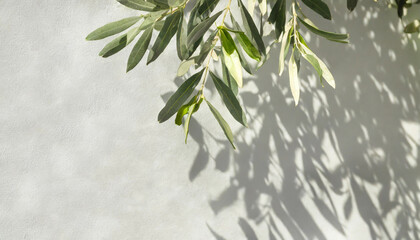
(0, 0), (419, 239)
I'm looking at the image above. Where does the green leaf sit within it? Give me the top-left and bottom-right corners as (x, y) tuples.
(298, 42), (336, 88)
(187, 10), (223, 47)
(347, 0), (358, 12)
(238, 0), (266, 55)
(153, 20), (165, 31)
(116, 0), (164, 11)
(99, 26), (142, 58)
(289, 47), (300, 105)
(222, 47), (243, 88)
(158, 69), (204, 123)
(177, 58), (196, 76)
(86, 16), (142, 41)
(198, 0), (220, 18)
(196, 29), (219, 65)
(205, 99), (236, 149)
(235, 32), (261, 61)
(127, 26), (154, 72)
(147, 11), (182, 64)
(297, 16), (349, 42)
(175, 96), (201, 125)
(268, 0), (286, 39)
(301, 0), (332, 20)
(168, 0), (187, 7)
(184, 97), (203, 143)
(210, 71), (248, 127)
(258, 0), (267, 15)
(139, 10), (167, 30)
(279, 22), (292, 75)
(220, 29), (237, 54)
(404, 19), (420, 33)
(176, 10), (188, 60)
(221, 50), (239, 96)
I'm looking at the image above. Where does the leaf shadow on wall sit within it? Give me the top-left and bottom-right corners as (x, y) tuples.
(187, 2), (420, 239)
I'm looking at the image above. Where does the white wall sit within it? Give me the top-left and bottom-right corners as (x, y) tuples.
(0, 0), (419, 239)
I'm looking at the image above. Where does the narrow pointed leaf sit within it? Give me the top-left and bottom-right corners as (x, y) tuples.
(347, 0), (358, 12)
(147, 11), (182, 64)
(86, 16), (142, 41)
(196, 29), (219, 65)
(176, 10), (188, 60)
(177, 58), (196, 76)
(279, 22), (292, 75)
(222, 47), (243, 88)
(198, 0), (220, 18)
(297, 16), (349, 42)
(236, 32), (261, 61)
(210, 71), (248, 127)
(139, 10), (167, 30)
(220, 29), (237, 54)
(289, 48), (300, 105)
(187, 10), (223, 46)
(184, 102), (197, 143)
(221, 50), (239, 95)
(158, 69), (204, 123)
(301, 0), (332, 20)
(404, 19), (420, 33)
(238, 0), (266, 55)
(117, 0), (164, 11)
(205, 100), (236, 149)
(127, 27), (153, 72)
(99, 27), (142, 58)
(299, 43), (335, 88)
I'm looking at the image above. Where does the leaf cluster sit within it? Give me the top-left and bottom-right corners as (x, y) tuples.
(86, 0), (419, 149)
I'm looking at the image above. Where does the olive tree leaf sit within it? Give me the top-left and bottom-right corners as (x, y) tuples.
(297, 34), (335, 88)
(175, 96), (196, 125)
(210, 71), (248, 127)
(205, 99), (236, 149)
(198, 0), (220, 18)
(238, 0), (266, 55)
(289, 48), (300, 105)
(220, 29), (243, 87)
(223, 48), (243, 88)
(177, 58), (196, 76)
(176, 10), (188, 60)
(184, 102), (196, 143)
(248, 0), (256, 16)
(139, 10), (167, 30)
(184, 97), (203, 143)
(86, 16), (142, 40)
(301, 0), (332, 20)
(235, 32), (261, 61)
(158, 69), (204, 123)
(221, 50), (239, 96)
(404, 19), (420, 33)
(268, 0), (286, 39)
(196, 30), (219, 65)
(258, 0), (267, 15)
(187, 10), (223, 47)
(117, 0), (164, 11)
(147, 10), (182, 64)
(397, 0), (407, 18)
(297, 16), (349, 42)
(127, 26), (154, 72)
(99, 26), (142, 58)
(347, 0), (358, 12)
(279, 21), (292, 75)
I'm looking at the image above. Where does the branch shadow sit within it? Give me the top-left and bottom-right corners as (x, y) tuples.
(187, 1), (420, 239)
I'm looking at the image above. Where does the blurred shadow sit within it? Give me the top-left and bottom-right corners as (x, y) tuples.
(185, 1), (420, 239)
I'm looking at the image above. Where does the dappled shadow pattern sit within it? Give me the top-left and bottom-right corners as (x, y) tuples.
(189, 1), (420, 239)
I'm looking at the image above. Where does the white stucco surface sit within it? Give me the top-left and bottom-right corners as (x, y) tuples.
(0, 0), (419, 239)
